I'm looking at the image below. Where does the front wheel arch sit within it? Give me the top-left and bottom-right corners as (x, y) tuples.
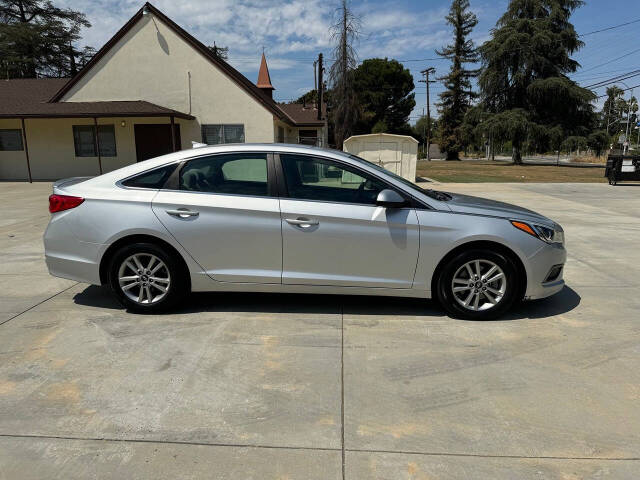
(99, 234), (191, 292)
(430, 240), (527, 302)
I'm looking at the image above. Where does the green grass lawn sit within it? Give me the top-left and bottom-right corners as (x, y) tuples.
(417, 160), (606, 183)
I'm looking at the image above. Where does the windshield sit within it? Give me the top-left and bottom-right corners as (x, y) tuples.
(346, 153), (450, 201)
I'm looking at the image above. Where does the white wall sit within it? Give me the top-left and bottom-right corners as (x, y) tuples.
(0, 119), (30, 180)
(61, 13), (275, 144)
(0, 116), (193, 181)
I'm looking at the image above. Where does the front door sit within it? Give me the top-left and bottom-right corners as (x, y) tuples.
(278, 153), (419, 288)
(152, 152), (282, 283)
(134, 124), (181, 162)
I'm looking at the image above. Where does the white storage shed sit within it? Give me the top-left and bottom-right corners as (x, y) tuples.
(343, 133), (418, 181)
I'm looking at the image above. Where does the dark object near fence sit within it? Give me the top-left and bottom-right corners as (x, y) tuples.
(605, 155), (640, 185)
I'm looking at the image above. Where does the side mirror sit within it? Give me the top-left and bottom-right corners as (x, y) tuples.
(376, 189), (407, 208)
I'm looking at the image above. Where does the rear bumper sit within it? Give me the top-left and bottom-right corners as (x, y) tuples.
(43, 214), (103, 285)
(524, 243), (567, 300)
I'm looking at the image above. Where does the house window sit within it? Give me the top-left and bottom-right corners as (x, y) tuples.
(72, 125), (117, 157)
(201, 124), (245, 145)
(299, 129), (318, 146)
(0, 129), (24, 151)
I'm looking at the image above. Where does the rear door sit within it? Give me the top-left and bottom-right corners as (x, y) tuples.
(152, 152), (282, 284)
(277, 153), (419, 288)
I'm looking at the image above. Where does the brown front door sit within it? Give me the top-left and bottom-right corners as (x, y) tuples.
(134, 124), (181, 162)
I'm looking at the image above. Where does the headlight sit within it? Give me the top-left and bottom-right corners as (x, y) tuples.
(511, 220), (564, 245)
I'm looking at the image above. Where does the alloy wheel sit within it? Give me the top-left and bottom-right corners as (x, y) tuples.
(451, 259), (507, 312)
(117, 253), (171, 305)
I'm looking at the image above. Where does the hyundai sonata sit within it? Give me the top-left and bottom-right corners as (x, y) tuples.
(44, 144), (566, 319)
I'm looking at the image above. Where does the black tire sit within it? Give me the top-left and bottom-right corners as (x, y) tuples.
(107, 242), (187, 313)
(436, 249), (520, 320)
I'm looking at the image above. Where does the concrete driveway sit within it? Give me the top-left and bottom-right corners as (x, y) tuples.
(0, 181), (639, 479)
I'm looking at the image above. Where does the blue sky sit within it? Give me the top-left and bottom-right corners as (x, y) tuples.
(61, 0), (640, 123)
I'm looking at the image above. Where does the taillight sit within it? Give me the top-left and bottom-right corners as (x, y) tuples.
(49, 194), (84, 213)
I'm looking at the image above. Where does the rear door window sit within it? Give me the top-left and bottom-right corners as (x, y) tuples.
(179, 153), (269, 197)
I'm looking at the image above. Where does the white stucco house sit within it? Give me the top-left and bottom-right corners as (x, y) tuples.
(0, 2), (327, 181)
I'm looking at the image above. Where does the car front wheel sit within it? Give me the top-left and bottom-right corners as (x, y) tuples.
(108, 242), (186, 313)
(436, 249), (519, 320)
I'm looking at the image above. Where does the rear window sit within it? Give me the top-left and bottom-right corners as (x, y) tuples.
(121, 164), (177, 189)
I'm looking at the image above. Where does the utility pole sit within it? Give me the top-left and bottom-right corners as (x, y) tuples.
(317, 53), (323, 122)
(313, 59), (318, 108)
(422, 107), (426, 153)
(419, 67), (436, 161)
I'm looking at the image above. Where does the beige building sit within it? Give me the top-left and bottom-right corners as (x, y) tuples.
(0, 2), (327, 181)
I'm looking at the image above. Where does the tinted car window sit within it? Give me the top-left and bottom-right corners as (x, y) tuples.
(280, 154), (387, 205)
(180, 153), (268, 196)
(121, 164), (177, 189)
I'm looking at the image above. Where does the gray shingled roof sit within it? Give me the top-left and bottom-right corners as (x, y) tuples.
(0, 78), (194, 119)
(278, 103), (326, 126)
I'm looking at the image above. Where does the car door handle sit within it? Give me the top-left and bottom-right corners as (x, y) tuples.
(285, 217), (319, 228)
(166, 209), (199, 218)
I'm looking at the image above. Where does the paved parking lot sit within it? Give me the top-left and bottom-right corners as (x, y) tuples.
(0, 181), (639, 479)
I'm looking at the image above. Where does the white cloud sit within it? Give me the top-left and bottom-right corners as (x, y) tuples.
(56, 0), (487, 108)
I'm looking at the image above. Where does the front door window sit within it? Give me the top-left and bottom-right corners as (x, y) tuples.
(280, 154), (388, 205)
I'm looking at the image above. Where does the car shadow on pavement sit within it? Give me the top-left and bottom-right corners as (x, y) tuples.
(73, 284), (581, 321)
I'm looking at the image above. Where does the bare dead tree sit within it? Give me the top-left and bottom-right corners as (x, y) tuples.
(329, 0), (360, 149)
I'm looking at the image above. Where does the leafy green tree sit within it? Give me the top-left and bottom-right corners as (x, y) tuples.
(295, 89), (319, 105)
(293, 87), (332, 107)
(352, 58), (415, 135)
(0, 0), (92, 78)
(413, 115), (438, 145)
(436, 0), (479, 160)
(601, 86), (624, 134)
(562, 135), (587, 155)
(371, 120), (388, 133)
(587, 130), (610, 157)
(477, 0), (595, 163)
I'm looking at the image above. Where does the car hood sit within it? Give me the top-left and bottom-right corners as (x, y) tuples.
(443, 192), (557, 227)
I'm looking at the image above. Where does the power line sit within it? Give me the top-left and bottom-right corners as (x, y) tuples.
(579, 18), (640, 37)
(578, 47), (640, 74)
(584, 69), (640, 89)
(597, 83), (640, 99)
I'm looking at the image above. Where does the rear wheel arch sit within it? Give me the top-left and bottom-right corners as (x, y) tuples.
(431, 240), (527, 301)
(99, 234), (191, 291)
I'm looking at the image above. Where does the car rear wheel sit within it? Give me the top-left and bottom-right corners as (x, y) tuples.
(436, 249), (519, 320)
(108, 242), (187, 313)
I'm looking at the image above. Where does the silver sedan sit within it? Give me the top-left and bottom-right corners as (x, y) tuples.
(44, 144), (566, 320)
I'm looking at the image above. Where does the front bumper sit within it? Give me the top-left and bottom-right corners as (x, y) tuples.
(524, 243), (567, 300)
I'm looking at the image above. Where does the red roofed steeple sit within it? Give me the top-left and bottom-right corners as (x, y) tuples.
(256, 52), (275, 98)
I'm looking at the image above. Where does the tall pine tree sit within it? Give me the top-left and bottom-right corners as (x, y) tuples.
(0, 0), (92, 78)
(478, 0), (595, 163)
(436, 0), (479, 160)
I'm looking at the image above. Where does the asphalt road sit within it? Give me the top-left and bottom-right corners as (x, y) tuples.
(0, 181), (639, 479)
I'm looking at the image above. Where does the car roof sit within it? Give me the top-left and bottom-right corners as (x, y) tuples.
(79, 143), (443, 210)
(94, 144), (350, 183)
